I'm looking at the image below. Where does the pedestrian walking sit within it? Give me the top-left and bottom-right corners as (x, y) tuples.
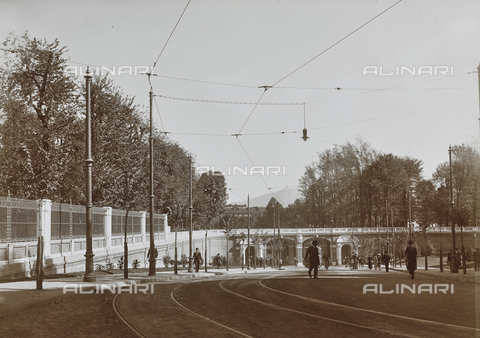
(383, 251), (391, 272)
(373, 254), (378, 270)
(474, 248), (480, 271)
(367, 255), (373, 270)
(405, 240), (417, 279)
(305, 240), (320, 278)
(455, 248), (461, 269)
(447, 249), (452, 267)
(324, 255), (330, 270)
(193, 248), (203, 272)
(214, 253), (222, 269)
(147, 247), (158, 260)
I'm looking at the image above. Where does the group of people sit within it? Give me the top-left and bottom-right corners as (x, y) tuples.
(366, 252), (392, 272)
(304, 240), (419, 278)
(344, 254), (361, 270)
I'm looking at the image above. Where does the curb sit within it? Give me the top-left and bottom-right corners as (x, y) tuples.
(391, 268), (479, 284)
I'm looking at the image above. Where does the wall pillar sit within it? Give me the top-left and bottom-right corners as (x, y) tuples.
(164, 214), (170, 234)
(140, 211), (146, 247)
(240, 242), (246, 264)
(296, 234), (304, 267)
(104, 207), (112, 251)
(336, 244), (343, 266)
(39, 199), (52, 257)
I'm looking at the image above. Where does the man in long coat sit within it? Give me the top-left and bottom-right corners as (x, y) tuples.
(193, 248), (203, 272)
(405, 240), (417, 279)
(305, 240), (320, 278)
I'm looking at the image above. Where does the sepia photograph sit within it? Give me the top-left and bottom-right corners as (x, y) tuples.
(0, 0), (479, 337)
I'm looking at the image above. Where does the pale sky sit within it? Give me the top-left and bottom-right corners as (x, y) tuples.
(1, 0), (479, 205)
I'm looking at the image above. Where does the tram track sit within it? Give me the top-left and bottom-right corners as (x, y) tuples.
(112, 272), (478, 338)
(257, 278), (480, 335)
(113, 292), (147, 338)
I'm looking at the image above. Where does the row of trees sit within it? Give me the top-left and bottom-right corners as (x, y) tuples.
(0, 33), (228, 230)
(292, 140), (478, 229)
(218, 139), (478, 230)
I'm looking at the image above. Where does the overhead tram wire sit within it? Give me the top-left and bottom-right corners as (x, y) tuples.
(155, 94), (303, 105)
(234, 1), (401, 137)
(237, 86), (270, 135)
(159, 102), (475, 138)
(234, 135), (286, 206)
(270, 0), (403, 88)
(142, 0), (191, 138)
(153, 96), (166, 132)
(308, 102), (477, 131)
(306, 71), (474, 105)
(151, 0), (191, 71)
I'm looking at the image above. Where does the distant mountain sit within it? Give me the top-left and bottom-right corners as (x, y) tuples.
(230, 187), (302, 207)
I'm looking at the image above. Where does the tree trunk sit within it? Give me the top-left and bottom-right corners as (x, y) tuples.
(36, 236), (44, 290)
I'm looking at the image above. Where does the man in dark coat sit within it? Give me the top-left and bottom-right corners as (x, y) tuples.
(382, 251), (391, 272)
(193, 248), (203, 272)
(405, 240), (417, 279)
(474, 248), (480, 271)
(305, 240), (320, 278)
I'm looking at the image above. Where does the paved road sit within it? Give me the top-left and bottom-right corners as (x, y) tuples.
(116, 269), (479, 337)
(1, 267), (478, 337)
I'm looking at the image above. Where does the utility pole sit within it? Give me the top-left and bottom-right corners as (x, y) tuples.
(273, 203), (276, 268)
(449, 145), (458, 273)
(147, 73), (156, 276)
(247, 195), (250, 270)
(83, 67), (95, 282)
(477, 63), (480, 134)
(188, 157), (194, 273)
(278, 202), (281, 268)
(408, 191), (412, 240)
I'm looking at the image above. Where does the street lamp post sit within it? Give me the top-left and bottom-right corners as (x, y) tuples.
(439, 224), (443, 272)
(83, 68), (95, 282)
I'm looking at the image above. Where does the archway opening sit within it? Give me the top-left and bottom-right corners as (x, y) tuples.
(341, 244), (352, 264)
(245, 246), (255, 265)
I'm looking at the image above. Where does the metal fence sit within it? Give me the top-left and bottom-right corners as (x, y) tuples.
(0, 198), (39, 243)
(0, 197), (167, 245)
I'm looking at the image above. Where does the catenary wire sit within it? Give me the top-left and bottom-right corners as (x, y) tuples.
(153, 95), (165, 132)
(235, 136), (286, 206)
(160, 102), (475, 138)
(237, 88), (269, 134)
(271, 0), (403, 87)
(155, 94), (303, 105)
(152, 0), (191, 71)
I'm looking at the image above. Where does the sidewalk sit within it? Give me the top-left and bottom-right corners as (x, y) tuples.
(0, 266), (293, 321)
(390, 265), (480, 284)
(0, 265), (290, 291)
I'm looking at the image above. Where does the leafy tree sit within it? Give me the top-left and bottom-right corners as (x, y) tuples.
(0, 33), (82, 200)
(193, 171), (228, 230)
(415, 179), (436, 227)
(432, 144), (480, 227)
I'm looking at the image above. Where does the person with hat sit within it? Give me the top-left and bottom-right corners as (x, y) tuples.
(305, 240), (320, 278)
